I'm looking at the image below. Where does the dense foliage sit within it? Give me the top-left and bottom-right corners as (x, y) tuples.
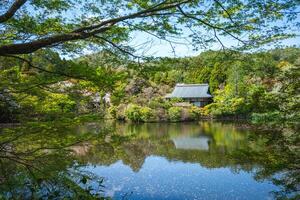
(1, 0), (299, 56)
(0, 1), (299, 126)
(0, 47), (299, 126)
(103, 48), (299, 126)
(0, 1), (299, 199)
(0, 50), (127, 122)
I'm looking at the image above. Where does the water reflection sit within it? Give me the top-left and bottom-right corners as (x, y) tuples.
(172, 135), (211, 150)
(0, 121), (299, 199)
(85, 156), (279, 200)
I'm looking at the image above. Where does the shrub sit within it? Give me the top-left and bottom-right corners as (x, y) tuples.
(205, 102), (224, 117)
(125, 104), (154, 122)
(140, 107), (154, 122)
(149, 97), (164, 109)
(19, 95), (39, 115)
(229, 97), (250, 114)
(125, 104), (142, 122)
(168, 107), (182, 121)
(205, 97), (250, 117)
(149, 97), (176, 109)
(169, 97), (184, 104)
(181, 108), (192, 121)
(156, 108), (168, 121)
(116, 104), (127, 120)
(108, 105), (117, 118)
(39, 93), (76, 114)
(200, 106), (210, 116)
(251, 112), (283, 124)
(188, 106), (202, 120)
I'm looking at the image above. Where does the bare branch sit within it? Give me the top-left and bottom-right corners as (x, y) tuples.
(213, 28), (226, 51)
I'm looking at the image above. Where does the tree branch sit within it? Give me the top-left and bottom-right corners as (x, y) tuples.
(213, 28), (226, 51)
(73, 0), (190, 33)
(177, 5), (246, 45)
(94, 35), (141, 59)
(0, 27), (112, 55)
(213, 0), (235, 24)
(0, 0), (27, 23)
(0, 0), (191, 56)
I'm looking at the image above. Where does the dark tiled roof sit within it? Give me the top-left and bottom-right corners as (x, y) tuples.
(167, 83), (212, 98)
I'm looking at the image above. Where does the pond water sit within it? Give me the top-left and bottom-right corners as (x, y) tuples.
(0, 121), (299, 199)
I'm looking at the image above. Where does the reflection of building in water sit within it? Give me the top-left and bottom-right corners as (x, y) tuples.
(172, 135), (211, 151)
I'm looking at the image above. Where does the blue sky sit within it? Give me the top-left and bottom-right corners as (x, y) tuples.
(129, 30), (300, 58)
(2, 0), (299, 59)
(127, 7), (300, 58)
(29, 0), (297, 59)
(141, 36), (300, 57)
(79, 28), (300, 58)
(16, 0), (299, 58)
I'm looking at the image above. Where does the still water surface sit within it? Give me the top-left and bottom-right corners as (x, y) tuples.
(0, 121), (298, 199)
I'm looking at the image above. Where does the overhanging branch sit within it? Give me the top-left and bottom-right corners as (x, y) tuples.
(177, 5), (246, 45)
(0, 0), (27, 23)
(0, 0), (191, 56)
(94, 35), (141, 59)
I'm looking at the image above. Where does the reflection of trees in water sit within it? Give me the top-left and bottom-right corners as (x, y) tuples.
(87, 122), (250, 169)
(0, 123), (107, 199)
(0, 121), (299, 199)
(229, 128), (300, 199)
(80, 122), (299, 199)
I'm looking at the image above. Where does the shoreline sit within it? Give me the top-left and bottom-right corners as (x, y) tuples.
(0, 116), (293, 132)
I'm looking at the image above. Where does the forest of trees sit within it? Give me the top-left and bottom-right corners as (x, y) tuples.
(1, 47), (299, 126)
(109, 47), (300, 125)
(0, 0), (299, 127)
(0, 1), (299, 199)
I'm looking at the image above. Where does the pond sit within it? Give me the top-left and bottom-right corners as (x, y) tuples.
(0, 121), (299, 199)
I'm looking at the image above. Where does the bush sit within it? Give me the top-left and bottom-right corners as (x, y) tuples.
(200, 106), (210, 116)
(140, 107), (154, 122)
(39, 93), (76, 114)
(148, 97), (165, 109)
(148, 97), (177, 110)
(205, 97), (250, 117)
(125, 104), (142, 122)
(189, 106), (202, 119)
(229, 97), (250, 114)
(125, 104), (154, 122)
(168, 107), (182, 121)
(205, 102), (224, 117)
(169, 97), (184, 104)
(108, 105), (117, 118)
(251, 112), (283, 124)
(156, 108), (168, 121)
(181, 108), (192, 121)
(116, 104), (127, 120)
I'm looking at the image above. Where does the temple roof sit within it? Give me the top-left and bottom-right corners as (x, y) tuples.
(166, 83), (212, 98)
